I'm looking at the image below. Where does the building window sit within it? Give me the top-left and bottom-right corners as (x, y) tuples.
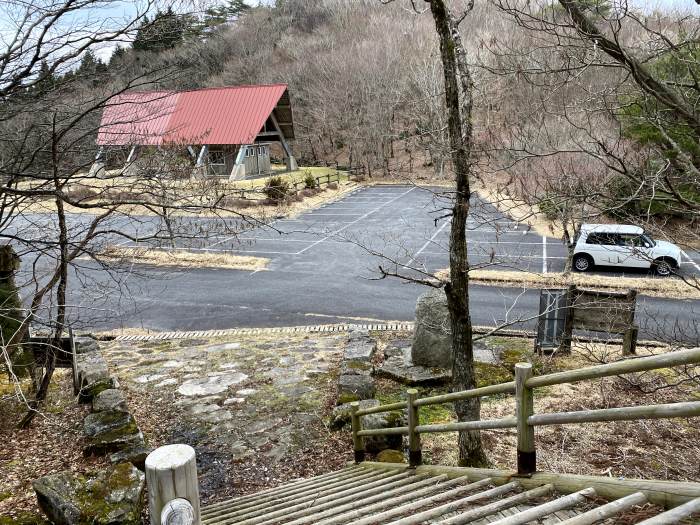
(258, 146), (264, 156)
(209, 150), (225, 165)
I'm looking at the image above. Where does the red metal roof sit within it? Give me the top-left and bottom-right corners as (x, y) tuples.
(96, 84), (289, 146)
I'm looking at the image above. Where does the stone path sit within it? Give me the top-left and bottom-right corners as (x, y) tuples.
(100, 332), (345, 471)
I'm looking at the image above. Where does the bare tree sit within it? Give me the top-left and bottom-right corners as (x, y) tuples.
(482, 0), (700, 274)
(0, 0), (264, 426)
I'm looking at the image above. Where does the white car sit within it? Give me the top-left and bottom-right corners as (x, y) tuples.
(573, 224), (681, 276)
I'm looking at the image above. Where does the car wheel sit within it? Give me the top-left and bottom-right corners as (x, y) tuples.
(573, 254), (592, 272)
(653, 259), (674, 277)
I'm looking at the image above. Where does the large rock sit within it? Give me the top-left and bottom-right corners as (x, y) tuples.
(92, 389), (127, 413)
(362, 411), (406, 453)
(74, 337), (100, 355)
(329, 399), (380, 430)
(337, 374), (375, 405)
(74, 351), (115, 403)
(84, 410), (134, 437)
(177, 372), (248, 396)
(376, 449), (406, 463)
(340, 359), (373, 377)
(344, 331), (377, 363)
(378, 356), (450, 385)
(32, 463), (145, 525)
(83, 410), (145, 456)
(411, 288), (452, 368)
(109, 445), (150, 471)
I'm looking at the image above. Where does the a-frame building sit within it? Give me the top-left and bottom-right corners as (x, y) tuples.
(94, 84), (296, 180)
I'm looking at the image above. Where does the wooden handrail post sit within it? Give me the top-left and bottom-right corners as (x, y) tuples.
(622, 326), (638, 356)
(145, 444), (201, 525)
(407, 388), (422, 467)
(515, 362), (536, 475)
(350, 402), (365, 463)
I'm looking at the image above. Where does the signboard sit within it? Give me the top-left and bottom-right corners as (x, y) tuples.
(535, 286), (638, 355)
(570, 288), (636, 334)
(536, 289), (570, 351)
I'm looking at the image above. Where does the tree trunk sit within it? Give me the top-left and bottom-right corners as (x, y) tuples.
(20, 119), (68, 428)
(427, 0), (489, 467)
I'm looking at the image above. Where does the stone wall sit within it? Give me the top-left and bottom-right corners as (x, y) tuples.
(33, 339), (147, 524)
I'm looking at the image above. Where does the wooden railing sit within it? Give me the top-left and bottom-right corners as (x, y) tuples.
(289, 172), (342, 192)
(231, 171), (343, 200)
(350, 347), (700, 474)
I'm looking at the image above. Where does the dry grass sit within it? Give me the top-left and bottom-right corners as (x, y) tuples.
(474, 182), (564, 239)
(421, 343), (700, 483)
(19, 167), (352, 219)
(98, 246), (269, 271)
(434, 269), (700, 300)
(282, 181), (357, 219)
(227, 166), (345, 190)
(0, 372), (107, 522)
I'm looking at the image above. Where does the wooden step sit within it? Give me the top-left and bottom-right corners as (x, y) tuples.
(200, 464), (700, 524)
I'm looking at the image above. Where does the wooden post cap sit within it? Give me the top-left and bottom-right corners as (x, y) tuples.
(145, 444), (200, 525)
(146, 444), (196, 471)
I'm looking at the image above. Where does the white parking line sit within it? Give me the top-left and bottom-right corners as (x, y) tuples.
(406, 221), (449, 267)
(419, 251), (566, 260)
(542, 236), (547, 273)
(236, 236), (344, 244)
(220, 249), (297, 255)
(307, 213), (363, 216)
(466, 240), (551, 245)
(681, 250), (700, 272)
(297, 187), (416, 254)
(237, 237), (315, 243)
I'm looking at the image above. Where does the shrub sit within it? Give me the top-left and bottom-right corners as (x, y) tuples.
(220, 196), (255, 209)
(300, 188), (318, 197)
(107, 189), (143, 202)
(263, 176), (291, 203)
(303, 172), (317, 189)
(64, 186), (98, 202)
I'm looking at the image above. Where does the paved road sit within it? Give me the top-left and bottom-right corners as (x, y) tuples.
(13, 185), (700, 342)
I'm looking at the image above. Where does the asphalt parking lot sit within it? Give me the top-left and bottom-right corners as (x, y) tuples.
(137, 184), (700, 279)
(10, 185), (700, 335)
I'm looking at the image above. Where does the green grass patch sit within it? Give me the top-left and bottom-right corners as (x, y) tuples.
(229, 167), (347, 190)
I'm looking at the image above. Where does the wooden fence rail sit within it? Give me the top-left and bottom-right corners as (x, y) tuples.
(350, 346), (700, 471)
(234, 171), (343, 198)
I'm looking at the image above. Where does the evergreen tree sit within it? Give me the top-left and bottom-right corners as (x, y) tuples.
(110, 44), (127, 65)
(78, 49), (98, 76)
(76, 49), (107, 86)
(202, 0), (249, 32)
(132, 8), (187, 52)
(34, 60), (55, 94)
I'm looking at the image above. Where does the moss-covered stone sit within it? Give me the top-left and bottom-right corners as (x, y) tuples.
(0, 512), (50, 524)
(329, 399), (380, 430)
(337, 392), (360, 405)
(474, 362), (514, 387)
(418, 402), (454, 425)
(32, 463), (144, 525)
(83, 411), (144, 457)
(376, 449), (406, 463)
(337, 374), (375, 404)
